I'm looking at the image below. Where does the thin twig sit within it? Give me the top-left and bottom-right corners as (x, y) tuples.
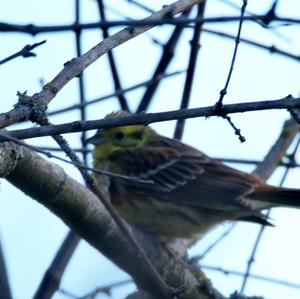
(28, 147), (300, 169)
(2, 95), (300, 141)
(190, 224), (236, 263)
(203, 28), (300, 62)
(214, 157), (300, 168)
(59, 279), (132, 298)
(218, 0), (253, 105)
(0, 40), (46, 65)
(214, 0), (248, 143)
(201, 264), (300, 290)
(217, 0), (280, 30)
(1, 15), (300, 34)
(0, 131), (152, 184)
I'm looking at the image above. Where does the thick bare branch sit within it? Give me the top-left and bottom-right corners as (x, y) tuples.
(0, 143), (220, 299)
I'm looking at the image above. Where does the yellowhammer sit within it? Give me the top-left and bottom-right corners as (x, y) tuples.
(87, 112), (300, 241)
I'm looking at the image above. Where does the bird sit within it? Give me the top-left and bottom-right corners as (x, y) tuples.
(87, 111), (300, 242)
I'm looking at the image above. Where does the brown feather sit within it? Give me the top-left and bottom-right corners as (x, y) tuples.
(91, 125), (299, 240)
(108, 135), (266, 223)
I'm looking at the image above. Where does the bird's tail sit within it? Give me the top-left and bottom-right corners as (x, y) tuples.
(249, 185), (300, 210)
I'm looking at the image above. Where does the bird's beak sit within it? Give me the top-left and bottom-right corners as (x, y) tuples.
(86, 132), (106, 145)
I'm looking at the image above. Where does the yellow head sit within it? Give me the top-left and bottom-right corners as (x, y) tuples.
(87, 112), (152, 165)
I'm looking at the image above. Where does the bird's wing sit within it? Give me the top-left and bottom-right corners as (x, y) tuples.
(108, 144), (262, 213)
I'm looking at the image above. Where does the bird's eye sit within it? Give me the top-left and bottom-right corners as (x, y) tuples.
(115, 132), (125, 140)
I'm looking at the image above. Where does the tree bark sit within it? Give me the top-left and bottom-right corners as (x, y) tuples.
(1, 143), (219, 299)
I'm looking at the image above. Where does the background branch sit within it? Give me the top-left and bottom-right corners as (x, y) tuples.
(253, 112), (300, 179)
(0, 236), (12, 299)
(0, 0), (202, 129)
